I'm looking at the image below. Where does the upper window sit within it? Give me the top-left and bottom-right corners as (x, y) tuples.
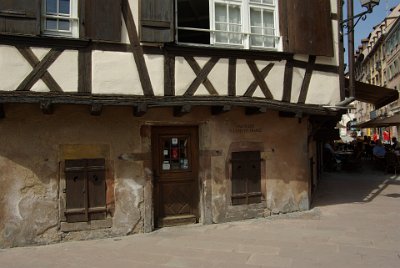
(176, 0), (279, 50)
(42, 0), (79, 38)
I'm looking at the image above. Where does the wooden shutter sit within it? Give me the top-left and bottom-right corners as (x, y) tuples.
(87, 159), (106, 221)
(231, 151), (262, 205)
(85, 0), (122, 42)
(280, 0), (334, 57)
(65, 160), (87, 223)
(140, 0), (174, 43)
(0, 0), (40, 35)
(65, 159), (106, 223)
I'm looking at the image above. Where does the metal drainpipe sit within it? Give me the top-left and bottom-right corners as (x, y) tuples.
(348, 0), (355, 99)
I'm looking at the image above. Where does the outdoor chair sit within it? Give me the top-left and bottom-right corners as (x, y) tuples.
(385, 152), (400, 175)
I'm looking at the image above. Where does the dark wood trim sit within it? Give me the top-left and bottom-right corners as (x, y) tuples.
(245, 107), (266, 115)
(0, 92), (340, 116)
(184, 57), (219, 96)
(78, 48), (92, 94)
(244, 63), (274, 98)
(164, 44), (293, 62)
(90, 103), (102, 116)
(211, 105), (231, 115)
(298, 56), (316, 104)
(164, 53), (175, 96)
(16, 46), (63, 93)
(228, 58), (237, 96)
(331, 13), (338, 21)
(173, 105), (191, 117)
(40, 100), (53, 114)
(246, 60), (273, 99)
(0, 104), (4, 119)
(121, 0), (154, 96)
(16, 48), (63, 91)
(292, 60), (339, 74)
(133, 103), (147, 117)
(0, 33), (90, 49)
(282, 59), (294, 102)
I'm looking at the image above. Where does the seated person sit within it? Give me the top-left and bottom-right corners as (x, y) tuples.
(373, 140), (386, 158)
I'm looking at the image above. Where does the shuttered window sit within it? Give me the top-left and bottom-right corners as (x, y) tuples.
(231, 151), (262, 205)
(65, 159), (106, 223)
(0, 0), (122, 42)
(140, 0), (174, 43)
(279, 0), (334, 56)
(0, 0), (41, 35)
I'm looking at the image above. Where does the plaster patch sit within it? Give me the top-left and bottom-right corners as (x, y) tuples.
(30, 47), (51, 61)
(0, 45), (32, 91)
(236, 59), (256, 96)
(144, 54), (164, 96)
(47, 50), (78, 92)
(307, 71), (340, 105)
(175, 57), (197, 95)
(207, 58), (228, 95)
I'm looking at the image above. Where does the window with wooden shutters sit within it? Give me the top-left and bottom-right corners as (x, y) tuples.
(0, 0), (41, 36)
(140, 0), (174, 43)
(279, 0), (334, 57)
(231, 151), (262, 205)
(65, 158), (106, 223)
(84, 0), (122, 42)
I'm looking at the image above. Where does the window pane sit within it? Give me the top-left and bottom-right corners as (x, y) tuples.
(250, 8), (262, 27)
(215, 3), (227, 23)
(229, 6), (241, 24)
(46, 0), (57, 14)
(59, 0), (71, 15)
(263, 11), (274, 29)
(59, 19), (70, 31)
(46, 19), (57, 30)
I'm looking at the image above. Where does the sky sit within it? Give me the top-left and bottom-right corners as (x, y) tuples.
(350, 0), (399, 47)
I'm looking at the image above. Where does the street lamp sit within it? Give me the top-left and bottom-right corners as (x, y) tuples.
(341, 0), (380, 33)
(338, 0), (380, 107)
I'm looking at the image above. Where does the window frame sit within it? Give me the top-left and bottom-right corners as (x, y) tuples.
(42, 0), (79, 38)
(176, 0), (281, 50)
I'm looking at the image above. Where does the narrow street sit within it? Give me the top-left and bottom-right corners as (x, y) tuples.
(1, 161), (400, 268)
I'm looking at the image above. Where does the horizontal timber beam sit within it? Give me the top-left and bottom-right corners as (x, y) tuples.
(0, 92), (340, 116)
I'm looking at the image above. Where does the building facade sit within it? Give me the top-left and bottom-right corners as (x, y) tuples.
(354, 4), (400, 137)
(0, 0), (342, 247)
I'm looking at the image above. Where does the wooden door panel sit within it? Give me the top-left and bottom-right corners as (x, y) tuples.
(152, 126), (199, 227)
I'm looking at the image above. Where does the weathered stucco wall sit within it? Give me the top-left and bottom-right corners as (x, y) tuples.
(0, 104), (312, 248)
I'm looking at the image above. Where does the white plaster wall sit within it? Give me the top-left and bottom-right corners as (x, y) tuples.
(92, 50), (143, 95)
(263, 60), (285, 100)
(0, 46), (32, 91)
(144, 54), (164, 96)
(291, 67), (307, 103)
(47, 50), (78, 92)
(306, 72), (340, 105)
(236, 59), (257, 96)
(197, 58), (229, 96)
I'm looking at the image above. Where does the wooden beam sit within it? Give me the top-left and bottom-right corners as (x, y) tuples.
(133, 103), (147, 117)
(78, 48), (92, 94)
(282, 59), (293, 102)
(121, 0), (154, 96)
(16, 48), (63, 91)
(211, 105), (231, 115)
(164, 53), (175, 96)
(173, 105), (191, 117)
(246, 60), (273, 99)
(16, 46), (63, 93)
(244, 63), (274, 98)
(228, 58), (236, 96)
(298, 56), (316, 104)
(245, 107), (266, 115)
(184, 56), (219, 96)
(40, 100), (53, 114)
(90, 103), (102, 116)
(0, 104), (4, 119)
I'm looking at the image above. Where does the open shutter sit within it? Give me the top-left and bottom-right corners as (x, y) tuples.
(0, 0), (40, 35)
(280, 0), (334, 57)
(85, 0), (122, 42)
(140, 0), (174, 43)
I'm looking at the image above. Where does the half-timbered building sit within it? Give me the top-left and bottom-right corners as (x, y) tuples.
(1, 0), (343, 247)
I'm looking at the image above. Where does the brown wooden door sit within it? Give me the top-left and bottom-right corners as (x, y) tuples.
(152, 126), (199, 227)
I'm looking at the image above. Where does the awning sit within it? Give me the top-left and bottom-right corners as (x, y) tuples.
(357, 114), (400, 128)
(345, 78), (399, 109)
